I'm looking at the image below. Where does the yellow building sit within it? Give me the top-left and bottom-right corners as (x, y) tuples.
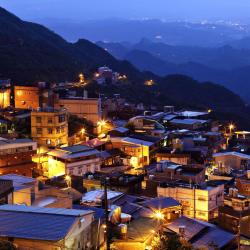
(31, 107), (68, 147)
(15, 86), (40, 110)
(0, 88), (10, 108)
(55, 97), (101, 126)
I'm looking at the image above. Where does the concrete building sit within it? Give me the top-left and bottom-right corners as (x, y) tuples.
(14, 85), (40, 110)
(147, 161), (206, 185)
(158, 182), (224, 221)
(47, 145), (101, 178)
(110, 136), (159, 168)
(0, 79), (11, 108)
(0, 138), (37, 176)
(55, 97), (101, 126)
(219, 190), (250, 239)
(213, 151), (250, 174)
(31, 107), (68, 147)
(0, 174), (39, 206)
(0, 205), (94, 250)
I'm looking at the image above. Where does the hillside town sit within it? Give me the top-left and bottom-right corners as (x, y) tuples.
(0, 73), (249, 250)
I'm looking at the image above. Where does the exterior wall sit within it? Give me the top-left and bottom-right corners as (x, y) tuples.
(56, 98), (101, 125)
(0, 213), (94, 250)
(156, 154), (190, 165)
(31, 110), (68, 147)
(214, 155), (249, 170)
(13, 187), (32, 206)
(47, 156), (101, 178)
(110, 139), (150, 168)
(0, 141), (37, 176)
(0, 88), (10, 108)
(66, 158), (101, 176)
(157, 185), (224, 221)
(15, 86), (40, 110)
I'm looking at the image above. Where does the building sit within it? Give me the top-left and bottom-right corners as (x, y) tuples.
(167, 216), (236, 250)
(0, 174), (38, 206)
(0, 80), (11, 108)
(236, 175), (250, 196)
(218, 190), (250, 243)
(213, 151), (250, 174)
(158, 182), (224, 221)
(14, 85), (40, 109)
(0, 138), (37, 176)
(147, 161), (206, 185)
(47, 145), (101, 178)
(169, 118), (209, 130)
(0, 179), (13, 205)
(31, 107), (68, 147)
(0, 205), (94, 250)
(14, 83), (53, 110)
(55, 97), (102, 126)
(110, 136), (160, 168)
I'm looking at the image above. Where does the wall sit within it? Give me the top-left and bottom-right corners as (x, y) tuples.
(56, 98), (101, 125)
(15, 86), (39, 110)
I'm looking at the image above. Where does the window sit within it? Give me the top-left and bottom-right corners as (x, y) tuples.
(36, 128), (42, 134)
(78, 167), (82, 175)
(58, 114), (66, 123)
(61, 126), (65, 133)
(56, 127), (60, 134)
(48, 117), (53, 124)
(36, 116), (42, 123)
(47, 128), (53, 134)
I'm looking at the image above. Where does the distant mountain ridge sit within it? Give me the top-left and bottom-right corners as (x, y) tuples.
(97, 40), (250, 102)
(1, 7), (250, 128)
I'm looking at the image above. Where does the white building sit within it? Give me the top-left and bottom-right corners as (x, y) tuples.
(47, 145), (101, 178)
(157, 183), (224, 221)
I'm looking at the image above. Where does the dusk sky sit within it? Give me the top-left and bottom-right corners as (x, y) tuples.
(1, 0), (250, 22)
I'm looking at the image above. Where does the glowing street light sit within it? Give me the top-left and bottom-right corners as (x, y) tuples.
(229, 123), (235, 134)
(154, 210), (164, 220)
(81, 128), (86, 134)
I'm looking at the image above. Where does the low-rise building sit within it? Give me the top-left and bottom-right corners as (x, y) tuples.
(55, 97), (102, 126)
(167, 216), (236, 249)
(0, 205), (94, 250)
(47, 145), (101, 178)
(31, 107), (68, 147)
(213, 151), (250, 174)
(147, 161), (206, 185)
(158, 182), (224, 221)
(0, 138), (37, 176)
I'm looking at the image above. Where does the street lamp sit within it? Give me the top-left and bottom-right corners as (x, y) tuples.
(154, 210), (164, 220)
(229, 123), (235, 134)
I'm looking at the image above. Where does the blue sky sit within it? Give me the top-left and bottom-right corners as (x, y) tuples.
(1, 0), (250, 22)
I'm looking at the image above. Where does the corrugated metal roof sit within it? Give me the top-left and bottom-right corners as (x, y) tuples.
(213, 151), (250, 160)
(139, 197), (180, 210)
(171, 119), (208, 125)
(0, 205), (94, 241)
(122, 137), (154, 147)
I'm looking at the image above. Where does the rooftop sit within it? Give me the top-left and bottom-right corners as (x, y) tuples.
(171, 119), (208, 125)
(213, 151), (250, 160)
(0, 205), (93, 241)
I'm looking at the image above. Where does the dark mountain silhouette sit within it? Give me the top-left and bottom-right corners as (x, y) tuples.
(1, 7), (250, 127)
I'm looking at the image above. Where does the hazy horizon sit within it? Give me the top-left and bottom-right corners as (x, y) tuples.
(1, 0), (250, 23)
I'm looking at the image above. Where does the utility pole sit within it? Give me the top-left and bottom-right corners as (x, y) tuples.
(237, 206), (243, 250)
(104, 177), (110, 250)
